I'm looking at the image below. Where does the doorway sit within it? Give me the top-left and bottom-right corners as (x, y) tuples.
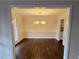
(11, 7), (71, 59)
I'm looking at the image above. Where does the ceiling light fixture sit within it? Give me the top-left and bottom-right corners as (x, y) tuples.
(41, 21), (46, 24)
(34, 21), (46, 24)
(34, 21), (39, 24)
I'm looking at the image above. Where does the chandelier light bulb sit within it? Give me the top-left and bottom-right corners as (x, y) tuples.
(41, 21), (46, 24)
(34, 21), (39, 24)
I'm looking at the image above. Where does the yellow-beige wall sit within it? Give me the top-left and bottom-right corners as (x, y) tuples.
(15, 15), (59, 40)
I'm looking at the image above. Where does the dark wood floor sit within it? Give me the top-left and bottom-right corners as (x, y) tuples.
(16, 39), (64, 59)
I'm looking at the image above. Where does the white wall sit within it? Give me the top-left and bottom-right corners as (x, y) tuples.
(15, 15), (59, 40)
(16, 15), (25, 40)
(23, 16), (59, 39)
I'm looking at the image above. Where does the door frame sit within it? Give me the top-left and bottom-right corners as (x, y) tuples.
(9, 2), (72, 59)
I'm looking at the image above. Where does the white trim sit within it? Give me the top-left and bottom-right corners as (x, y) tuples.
(9, 3), (72, 59)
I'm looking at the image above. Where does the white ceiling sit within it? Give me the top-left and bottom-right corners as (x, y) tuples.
(12, 7), (67, 17)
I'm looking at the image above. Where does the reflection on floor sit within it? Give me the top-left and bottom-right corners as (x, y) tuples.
(16, 38), (64, 59)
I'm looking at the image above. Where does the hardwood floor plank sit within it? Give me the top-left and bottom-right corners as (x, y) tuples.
(16, 39), (64, 59)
